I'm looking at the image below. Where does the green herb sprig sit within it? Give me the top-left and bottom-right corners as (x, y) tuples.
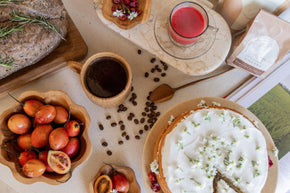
(0, 57), (14, 68)
(10, 12), (65, 40)
(0, 25), (23, 38)
(0, 0), (23, 6)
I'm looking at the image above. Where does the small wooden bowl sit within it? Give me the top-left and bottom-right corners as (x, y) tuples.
(89, 164), (141, 193)
(102, 0), (152, 29)
(0, 90), (92, 185)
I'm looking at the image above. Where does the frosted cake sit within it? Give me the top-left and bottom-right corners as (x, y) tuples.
(153, 107), (268, 193)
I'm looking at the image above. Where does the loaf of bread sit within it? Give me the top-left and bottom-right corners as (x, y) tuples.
(0, 0), (68, 79)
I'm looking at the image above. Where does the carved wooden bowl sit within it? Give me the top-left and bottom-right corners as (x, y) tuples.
(102, 0), (152, 29)
(89, 164), (141, 193)
(0, 90), (92, 185)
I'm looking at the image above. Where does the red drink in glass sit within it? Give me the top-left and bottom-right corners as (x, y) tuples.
(169, 2), (209, 46)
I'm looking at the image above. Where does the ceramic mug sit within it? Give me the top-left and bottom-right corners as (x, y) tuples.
(67, 52), (132, 108)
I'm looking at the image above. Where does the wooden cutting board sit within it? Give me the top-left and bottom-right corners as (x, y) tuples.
(0, 15), (88, 96)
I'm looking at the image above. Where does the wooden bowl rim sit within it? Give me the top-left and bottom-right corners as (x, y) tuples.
(0, 90), (92, 185)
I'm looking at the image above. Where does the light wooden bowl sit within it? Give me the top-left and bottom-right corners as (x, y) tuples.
(89, 164), (141, 193)
(0, 90), (92, 185)
(102, 0), (152, 29)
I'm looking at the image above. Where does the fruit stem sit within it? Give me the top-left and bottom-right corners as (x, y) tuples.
(56, 170), (72, 183)
(103, 162), (117, 176)
(8, 92), (24, 106)
(0, 144), (19, 157)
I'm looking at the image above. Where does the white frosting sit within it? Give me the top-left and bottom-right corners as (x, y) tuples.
(161, 108), (268, 193)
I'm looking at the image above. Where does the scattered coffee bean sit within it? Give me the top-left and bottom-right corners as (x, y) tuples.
(127, 116), (133, 121)
(106, 115), (111, 120)
(131, 86), (134, 91)
(144, 72), (149, 78)
(98, 123), (104, 131)
(151, 68), (155, 73)
(142, 112), (147, 116)
(145, 107), (149, 112)
(139, 129), (144, 134)
(118, 140), (124, 145)
(144, 125), (149, 131)
(102, 141), (108, 147)
(126, 135), (130, 140)
(120, 125), (125, 131)
(132, 101), (137, 106)
(111, 122), (117, 127)
(138, 49), (142, 55)
(134, 119), (139, 124)
(157, 68), (162, 72)
(140, 117), (145, 123)
(164, 65), (168, 71)
(107, 150), (112, 156)
(122, 132), (127, 137)
(154, 77), (160, 82)
(135, 135), (141, 140)
(129, 113), (135, 117)
(152, 106), (157, 110)
(118, 120), (124, 125)
(161, 72), (166, 77)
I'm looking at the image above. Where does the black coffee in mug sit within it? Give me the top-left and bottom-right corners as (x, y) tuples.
(85, 57), (128, 98)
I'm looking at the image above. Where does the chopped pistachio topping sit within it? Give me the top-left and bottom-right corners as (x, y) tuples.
(254, 169), (261, 177)
(192, 121), (200, 127)
(178, 140), (184, 150)
(175, 178), (184, 183)
(190, 178), (202, 186)
(204, 113), (211, 121)
(184, 127), (191, 135)
(233, 118), (241, 127)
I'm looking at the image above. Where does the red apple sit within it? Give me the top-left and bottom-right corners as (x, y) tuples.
(112, 172), (130, 193)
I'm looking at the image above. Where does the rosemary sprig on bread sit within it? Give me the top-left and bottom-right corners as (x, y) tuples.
(0, 0), (23, 6)
(0, 25), (23, 38)
(10, 11), (65, 40)
(0, 57), (14, 68)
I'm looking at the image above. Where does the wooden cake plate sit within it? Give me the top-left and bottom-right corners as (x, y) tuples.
(94, 0), (231, 76)
(0, 15), (88, 96)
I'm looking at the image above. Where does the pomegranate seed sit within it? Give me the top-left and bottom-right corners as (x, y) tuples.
(148, 172), (156, 181)
(151, 183), (161, 192)
(112, 5), (117, 11)
(129, 1), (137, 7)
(268, 156), (273, 168)
(119, 14), (127, 21)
